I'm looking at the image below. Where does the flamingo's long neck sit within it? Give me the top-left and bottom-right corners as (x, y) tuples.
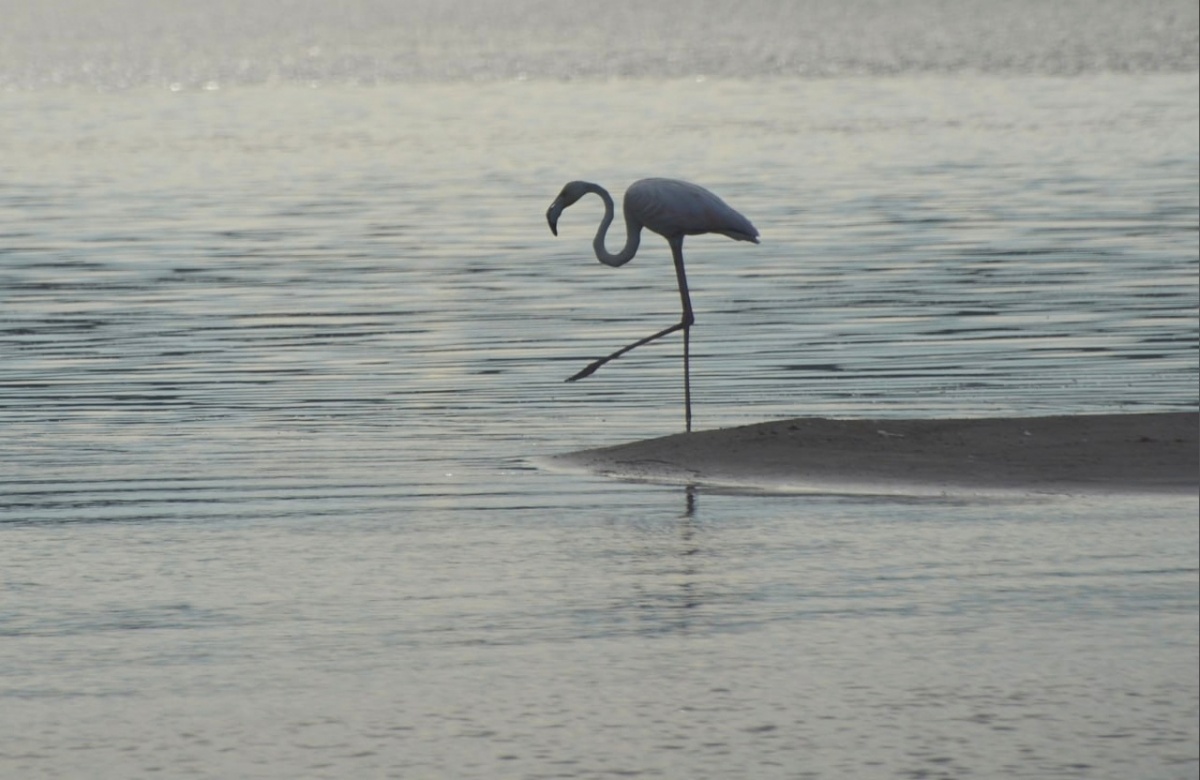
(588, 183), (641, 267)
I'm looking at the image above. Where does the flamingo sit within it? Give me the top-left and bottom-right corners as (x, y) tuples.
(546, 177), (759, 432)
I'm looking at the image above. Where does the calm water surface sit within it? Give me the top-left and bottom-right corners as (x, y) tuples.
(2, 2), (1198, 778)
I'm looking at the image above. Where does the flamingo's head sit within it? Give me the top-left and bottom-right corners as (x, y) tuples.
(546, 181), (590, 236)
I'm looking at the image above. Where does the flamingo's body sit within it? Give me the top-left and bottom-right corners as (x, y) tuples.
(546, 178), (759, 431)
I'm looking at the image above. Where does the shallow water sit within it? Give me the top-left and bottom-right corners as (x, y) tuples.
(2, 2), (1199, 778)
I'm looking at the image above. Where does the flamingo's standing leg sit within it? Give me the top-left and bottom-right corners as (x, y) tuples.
(683, 327), (692, 432)
(669, 237), (695, 432)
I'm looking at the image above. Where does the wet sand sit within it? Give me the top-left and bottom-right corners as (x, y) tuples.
(547, 412), (1199, 496)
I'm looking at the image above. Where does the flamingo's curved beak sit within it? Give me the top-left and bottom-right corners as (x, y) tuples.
(546, 199), (563, 236)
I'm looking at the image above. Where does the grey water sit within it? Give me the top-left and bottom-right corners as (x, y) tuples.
(2, 2), (1198, 778)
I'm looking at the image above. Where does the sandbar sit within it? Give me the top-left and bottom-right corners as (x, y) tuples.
(545, 412), (1199, 496)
